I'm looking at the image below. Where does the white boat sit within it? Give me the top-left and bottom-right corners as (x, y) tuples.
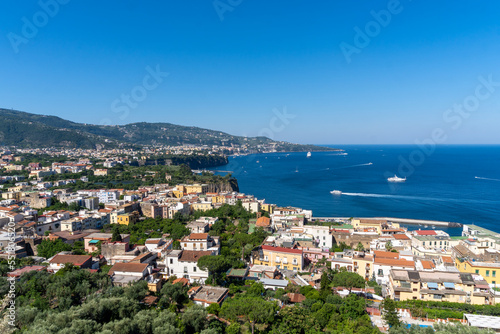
(330, 190), (342, 195)
(387, 175), (406, 182)
(307, 152), (311, 158)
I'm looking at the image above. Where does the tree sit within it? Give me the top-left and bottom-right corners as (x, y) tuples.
(272, 305), (320, 334)
(356, 242), (364, 252)
(320, 272), (331, 291)
(206, 303), (221, 316)
(331, 271), (365, 293)
(159, 282), (188, 311)
(197, 255), (235, 284)
(37, 239), (72, 259)
(182, 305), (208, 333)
(382, 297), (401, 328)
(385, 241), (393, 251)
(111, 226), (122, 242)
(221, 296), (276, 334)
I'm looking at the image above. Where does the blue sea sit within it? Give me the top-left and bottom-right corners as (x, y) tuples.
(209, 145), (500, 236)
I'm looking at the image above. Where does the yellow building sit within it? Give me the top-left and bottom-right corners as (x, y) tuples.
(191, 202), (213, 212)
(455, 259), (500, 286)
(1, 191), (22, 200)
(253, 245), (303, 271)
(211, 195), (226, 204)
(116, 212), (139, 226)
(172, 190), (184, 198)
(351, 219), (399, 234)
(185, 184), (208, 194)
(261, 203), (275, 214)
(388, 269), (493, 305)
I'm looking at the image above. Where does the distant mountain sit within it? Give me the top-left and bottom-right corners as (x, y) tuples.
(0, 108), (337, 152)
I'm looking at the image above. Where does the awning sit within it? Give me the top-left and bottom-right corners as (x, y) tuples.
(444, 282), (455, 289)
(89, 240), (99, 244)
(427, 282), (438, 289)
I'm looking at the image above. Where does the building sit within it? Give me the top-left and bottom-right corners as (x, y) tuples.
(388, 269), (493, 305)
(455, 258), (500, 287)
(189, 285), (229, 307)
(48, 254), (93, 272)
(108, 262), (151, 287)
(84, 197), (99, 210)
(303, 225), (332, 249)
(84, 232), (130, 253)
(164, 250), (213, 283)
(180, 233), (219, 253)
(253, 245), (303, 271)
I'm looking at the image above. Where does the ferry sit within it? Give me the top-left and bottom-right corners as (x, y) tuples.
(307, 152), (311, 158)
(387, 175), (406, 182)
(330, 190), (342, 195)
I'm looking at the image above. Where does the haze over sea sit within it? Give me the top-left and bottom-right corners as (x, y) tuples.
(210, 145), (500, 237)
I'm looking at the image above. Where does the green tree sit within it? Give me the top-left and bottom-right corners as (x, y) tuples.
(111, 226), (123, 242)
(221, 296), (276, 334)
(382, 297), (401, 328)
(356, 242), (364, 252)
(182, 305), (208, 333)
(331, 271), (365, 293)
(37, 239), (72, 258)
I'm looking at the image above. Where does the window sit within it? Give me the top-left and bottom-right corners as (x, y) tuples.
(486, 270), (490, 277)
(323, 236), (325, 240)
(378, 269), (383, 276)
(264, 255), (268, 261)
(184, 266), (188, 273)
(193, 267), (197, 272)
(475, 270), (479, 274)
(493, 271), (496, 278)
(170, 259), (173, 264)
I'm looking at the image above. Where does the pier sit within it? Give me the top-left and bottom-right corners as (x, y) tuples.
(311, 216), (462, 228)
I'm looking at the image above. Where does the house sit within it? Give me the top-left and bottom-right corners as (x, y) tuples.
(259, 278), (288, 290)
(186, 221), (210, 234)
(7, 265), (46, 279)
(180, 233), (220, 254)
(189, 285), (229, 307)
(248, 265), (279, 280)
(253, 245), (303, 271)
(164, 249), (213, 283)
(48, 254), (93, 273)
(388, 269), (493, 305)
(108, 262), (151, 287)
(84, 232), (130, 253)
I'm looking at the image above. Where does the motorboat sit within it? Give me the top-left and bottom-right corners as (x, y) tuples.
(330, 190), (342, 195)
(307, 152), (311, 158)
(387, 175), (406, 182)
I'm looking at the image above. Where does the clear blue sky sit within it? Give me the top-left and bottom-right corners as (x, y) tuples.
(1, 1), (500, 144)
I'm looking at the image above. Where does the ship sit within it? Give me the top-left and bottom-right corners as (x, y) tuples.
(387, 175), (406, 182)
(330, 190), (342, 195)
(307, 152), (311, 158)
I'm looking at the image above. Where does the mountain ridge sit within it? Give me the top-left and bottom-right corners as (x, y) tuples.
(0, 108), (337, 152)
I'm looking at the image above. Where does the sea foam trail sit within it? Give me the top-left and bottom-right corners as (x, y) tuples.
(332, 162), (373, 170)
(475, 176), (500, 182)
(341, 192), (495, 205)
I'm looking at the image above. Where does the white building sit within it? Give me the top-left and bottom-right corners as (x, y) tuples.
(164, 249), (214, 283)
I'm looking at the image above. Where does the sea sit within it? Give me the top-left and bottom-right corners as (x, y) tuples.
(209, 145), (500, 237)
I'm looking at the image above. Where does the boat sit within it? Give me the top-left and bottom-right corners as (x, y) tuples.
(330, 190), (342, 195)
(387, 175), (406, 182)
(307, 152), (311, 158)
(256, 160), (259, 163)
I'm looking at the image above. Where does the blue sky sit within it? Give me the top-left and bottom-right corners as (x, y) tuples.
(1, 1), (500, 144)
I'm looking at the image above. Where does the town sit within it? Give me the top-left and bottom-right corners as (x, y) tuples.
(1, 147), (500, 333)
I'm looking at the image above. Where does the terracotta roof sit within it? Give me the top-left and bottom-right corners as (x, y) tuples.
(441, 256), (453, 264)
(49, 254), (92, 266)
(421, 260), (435, 270)
(142, 296), (158, 306)
(179, 250), (213, 262)
(262, 245), (302, 254)
(373, 250), (399, 259)
(189, 233), (208, 240)
(108, 262), (149, 275)
(7, 265), (46, 278)
(392, 234), (410, 240)
(374, 258), (414, 268)
(256, 216), (271, 227)
(173, 277), (190, 286)
(287, 293), (306, 303)
(415, 230), (437, 236)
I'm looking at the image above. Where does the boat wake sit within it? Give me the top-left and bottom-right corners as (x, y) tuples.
(341, 192), (494, 204)
(332, 162), (373, 170)
(475, 176), (500, 182)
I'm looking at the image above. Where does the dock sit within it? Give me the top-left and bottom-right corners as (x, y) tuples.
(311, 217), (462, 228)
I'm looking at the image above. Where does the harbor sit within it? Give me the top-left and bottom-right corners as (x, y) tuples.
(311, 216), (462, 228)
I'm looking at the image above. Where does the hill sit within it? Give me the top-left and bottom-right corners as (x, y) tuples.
(0, 108), (337, 152)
